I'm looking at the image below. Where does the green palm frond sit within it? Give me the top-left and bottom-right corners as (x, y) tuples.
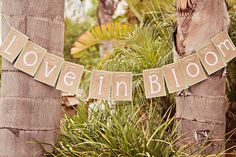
(71, 22), (134, 58)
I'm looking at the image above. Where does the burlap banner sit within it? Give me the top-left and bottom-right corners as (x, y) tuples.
(111, 72), (132, 101)
(197, 42), (226, 75)
(34, 53), (64, 86)
(143, 68), (166, 98)
(162, 62), (188, 94)
(56, 62), (84, 94)
(89, 70), (112, 100)
(212, 31), (236, 63)
(0, 28), (28, 62)
(0, 25), (236, 101)
(180, 54), (207, 86)
(14, 41), (47, 76)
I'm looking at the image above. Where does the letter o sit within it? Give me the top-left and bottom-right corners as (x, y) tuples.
(186, 63), (200, 78)
(23, 51), (38, 67)
(204, 51), (218, 66)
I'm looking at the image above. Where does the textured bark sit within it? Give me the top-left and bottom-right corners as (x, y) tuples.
(0, 0), (64, 156)
(174, 0), (230, 155)
(97, 0), (116, 58)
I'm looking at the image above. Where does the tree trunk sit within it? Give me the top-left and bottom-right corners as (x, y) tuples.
(97, 0), (116, 58)
(0, 0), (64, 156)
(174, 0), (229, 155)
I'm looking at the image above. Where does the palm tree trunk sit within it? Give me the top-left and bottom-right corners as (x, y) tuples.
(97, 0), (116, 57)
(0, 0), (64, 156)
(174, 0), (229, 155)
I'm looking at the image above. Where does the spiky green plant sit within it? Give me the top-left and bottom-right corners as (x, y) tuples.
(49, 104), (187, 157)
(47, 103), (232, 157)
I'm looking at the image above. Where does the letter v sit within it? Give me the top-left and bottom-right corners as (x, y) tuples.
(45, 61), (57, 78)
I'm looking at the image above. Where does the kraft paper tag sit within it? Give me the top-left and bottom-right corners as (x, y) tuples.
(56, 62), (84, 94)
(14, 41), (47, 76)
(89, 70), (112, 100)
(0, 28), (28, 62)
(162, 62), (188, 94)
(111, 72), (132, 101)
(180, 54), (207, 86)
(143, 68), (166, 98)
(34, 53), (64, 86)
(212, 31), (236, 63)
(197, 42), (226, 75)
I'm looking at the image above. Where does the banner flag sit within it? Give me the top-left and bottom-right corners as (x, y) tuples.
(162, 62), (188, 94)
(56, 62), (84, 94)
(1, 25), (236, 100)
(180, 54), (207, 86)
(0, 28), (28, 62)
(143, 68), (166, 98)
(88, 70), (112, 100)
(111, 72), (132, 101)
(34, 53), (64, 86)
(14, 41), (47, 76)
(197, 42), (226, 75)
(212, 31), (236, 63)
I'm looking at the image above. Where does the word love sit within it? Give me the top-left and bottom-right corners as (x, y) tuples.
(0, 28), (83, 94)
(0, 27), (236, 101)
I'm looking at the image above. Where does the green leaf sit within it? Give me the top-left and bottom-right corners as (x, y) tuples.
(71, 22), (134, 58)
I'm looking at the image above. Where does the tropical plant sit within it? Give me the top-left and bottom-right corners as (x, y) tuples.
(48, 103), (233, 157)
(70, 22), (134, 58)
(50, 103), (188, 157)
